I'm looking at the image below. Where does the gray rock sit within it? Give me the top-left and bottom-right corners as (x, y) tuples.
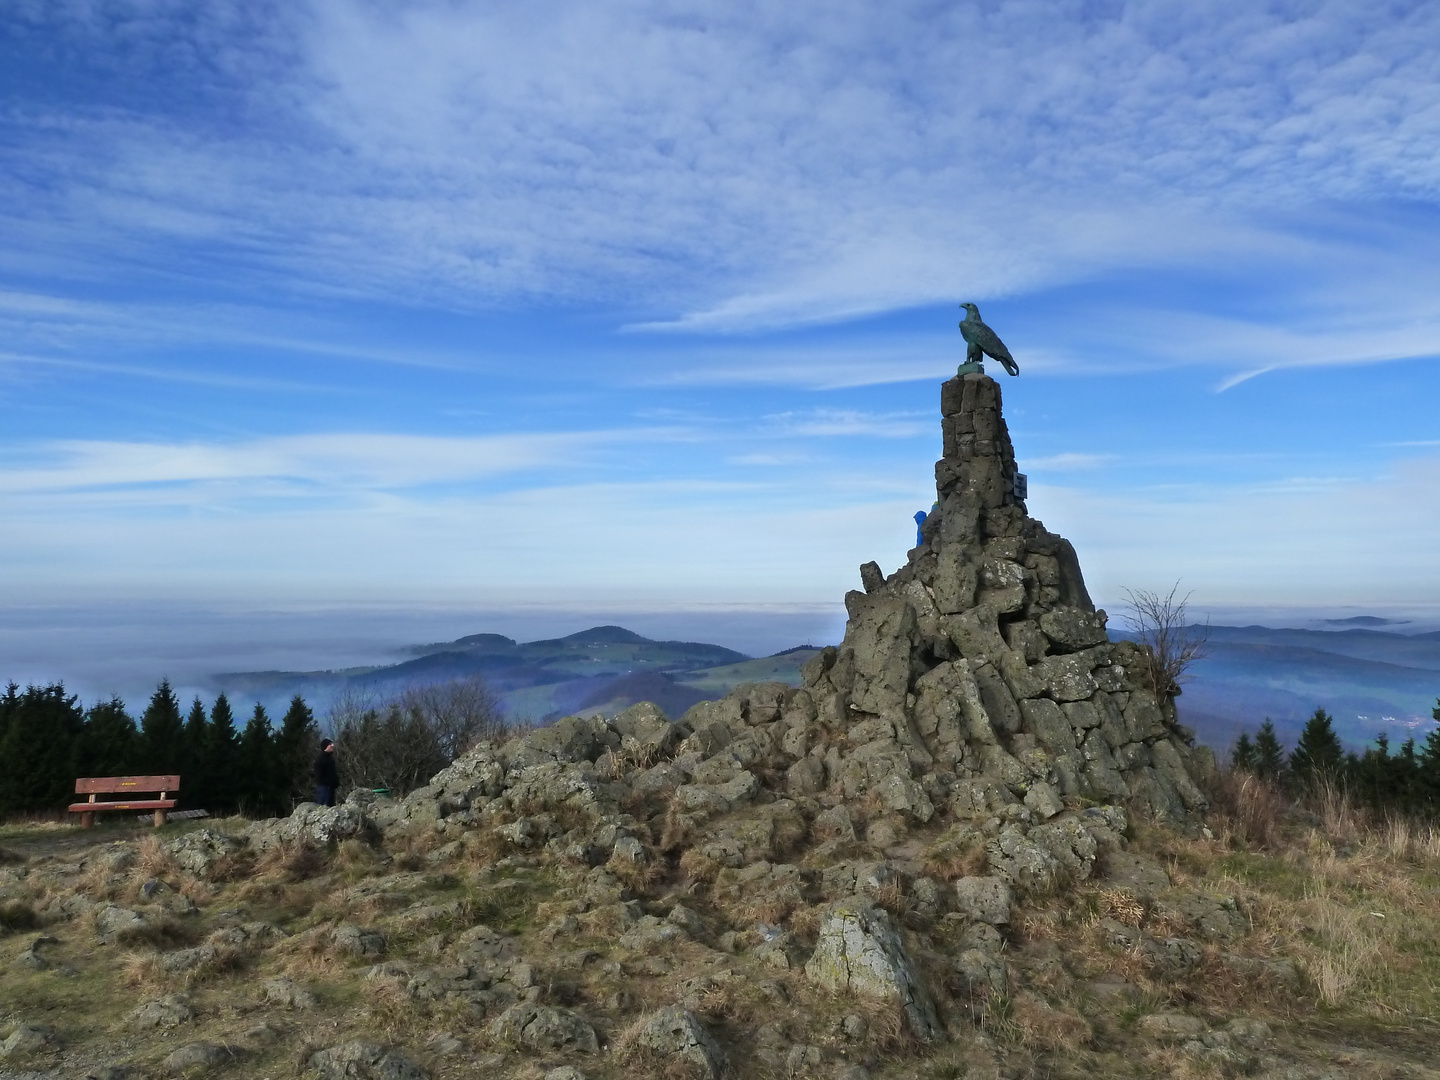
(263, 976), (317, 1009)
(1023, 780), (1063, 819)
(425, 1032), (464, 1057)
(804, 901), (940, 1042)
(131, 994), (195, 1029)
(309, 1040), (430, 1080)
(1157, 891), (1249, 941)
(631, 1006), (726, 1079)
(0, 1024), (53, 1058)
(167, 828), (243, 875)
(953, 876), (1013, 925)
(93, 903), (145, 942)
(332, 923), (387, 957)
(954, 946), (1008, 996)
(786, 756), (825, 795)
(248, 800), (371, 851)
(161, 944), (218, 973)
(1142, 936), (1202, 978)
(163, 1042), (233, 1073)
(1038, 607), (1108, 651)
(487, 1002), (599, 1053)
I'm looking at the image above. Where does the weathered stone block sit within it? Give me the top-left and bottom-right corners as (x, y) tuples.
(805, 902), (940, 1042)
(1039, 607), (1109, 652)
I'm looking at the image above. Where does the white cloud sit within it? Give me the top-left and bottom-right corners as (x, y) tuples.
(765, 409), (929, 439)
(0, 430), (669, 496)
(1035, 453), (1440, 606)
(7, 0), (1440, 341)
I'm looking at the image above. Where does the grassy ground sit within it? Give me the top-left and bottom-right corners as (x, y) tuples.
(2, 775), (1439, 1079)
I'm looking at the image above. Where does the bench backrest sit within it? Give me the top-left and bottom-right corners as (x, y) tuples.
(75, 775), (181, 795)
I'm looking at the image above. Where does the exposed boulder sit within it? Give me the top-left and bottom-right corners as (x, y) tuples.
(247, 800), (371, 851)
(166, 828), (242, 875)
(630, 1006), (726, 1079)
(308, 1040), (430, 1080)
(805, 901), (941, 1042)
(487, 1003), (600, 1053)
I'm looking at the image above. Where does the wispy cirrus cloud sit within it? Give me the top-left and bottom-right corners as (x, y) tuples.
(765, 409), (929, 439)
(0, 429), (670, 497)
(7, 1), (1440, 341)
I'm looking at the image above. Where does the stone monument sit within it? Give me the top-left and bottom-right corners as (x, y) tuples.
(800, 371), (1212, 828)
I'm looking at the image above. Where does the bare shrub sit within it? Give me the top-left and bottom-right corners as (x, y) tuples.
(328, 675), (502, 796)
(394, 678), (505, 759)
(1121, 582), (1208, 697)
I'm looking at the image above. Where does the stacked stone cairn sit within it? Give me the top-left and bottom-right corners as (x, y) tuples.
(150, 372), (1219, 1074)
(806, 370), (1213, 832)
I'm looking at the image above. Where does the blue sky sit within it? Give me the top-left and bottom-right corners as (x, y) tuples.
(4, 1), (1440, 691)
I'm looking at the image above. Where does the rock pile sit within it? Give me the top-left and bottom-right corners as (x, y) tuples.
(803, 371), (1213, 831)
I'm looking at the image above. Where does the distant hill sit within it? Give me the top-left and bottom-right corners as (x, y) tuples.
(213, 621), (1439, 756)
(212, 625), (760, 722)
(1143, 624), (1440, 755)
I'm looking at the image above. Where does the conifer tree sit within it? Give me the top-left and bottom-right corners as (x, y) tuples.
(80, 697), (139, 778)
(1418, 714), (1440, 809)
(1231, 732), (1257, 772)
(141, 680), (186, 775)
(1355, 732), (1390, 808)
(1395, 737), (1420, 813)
(1289, 707), (1344, 787)
(0, 683), (85, 813)
(1253, 719), (1285, 780)
(237, 703), (275, 815)
(205, 694), (240, 813)
(274, 695), (317, 810)
(179, 697), (209, 808)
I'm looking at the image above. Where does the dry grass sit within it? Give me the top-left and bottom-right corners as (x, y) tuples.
(109, 913), (199, 950)
(1009, 990), (1091, 1051)
(135, 833), (180, 879)
(677, 847), (721, 885)
(659, 799), (694, 853)
(607, 852), (665, 896)
(1096, 887), (1145, 926)
(0, 898), (39, 934)
(920, 830), (989, 882)
(1205, 770), (1286, 850)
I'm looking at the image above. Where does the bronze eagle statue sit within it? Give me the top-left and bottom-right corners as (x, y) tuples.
(959, 302), (1019, 376)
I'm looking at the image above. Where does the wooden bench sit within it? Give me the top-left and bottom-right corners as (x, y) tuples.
(67, 775), (180, 829)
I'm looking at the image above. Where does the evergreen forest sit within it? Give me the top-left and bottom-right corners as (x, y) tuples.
(0, 680), (318, 817)
(1232, 701), (1440, 815)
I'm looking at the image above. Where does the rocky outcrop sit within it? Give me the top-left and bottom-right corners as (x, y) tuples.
(799, 372), (1212, 832)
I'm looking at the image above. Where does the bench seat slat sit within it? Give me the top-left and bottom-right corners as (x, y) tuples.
(75, 775), (180, 795)
(67, 799), (177, 813)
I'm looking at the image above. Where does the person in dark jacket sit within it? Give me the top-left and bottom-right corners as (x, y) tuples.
(314, 739), (339, 807)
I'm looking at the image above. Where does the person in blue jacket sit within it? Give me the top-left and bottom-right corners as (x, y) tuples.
(914, 501), (939, 546)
